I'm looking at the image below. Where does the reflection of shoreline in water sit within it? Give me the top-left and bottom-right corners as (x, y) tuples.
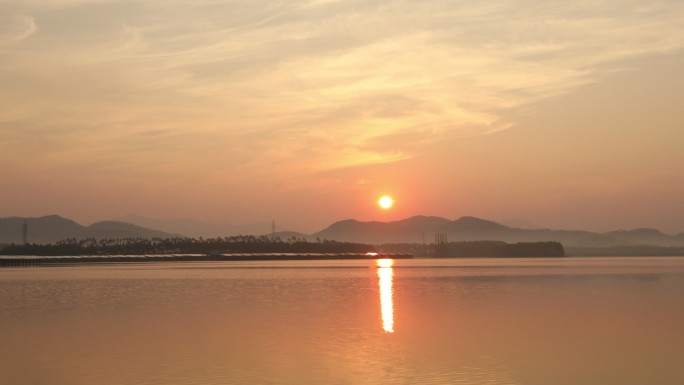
(377, 259), (395, 333)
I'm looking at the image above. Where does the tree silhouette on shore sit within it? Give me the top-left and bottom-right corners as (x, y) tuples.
(0, 235), (374, 256)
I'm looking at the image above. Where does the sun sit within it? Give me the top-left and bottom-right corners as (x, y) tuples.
(378, 195), (394, 209)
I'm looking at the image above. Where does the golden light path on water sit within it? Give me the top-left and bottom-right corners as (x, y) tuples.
(377, 258), (395, 333)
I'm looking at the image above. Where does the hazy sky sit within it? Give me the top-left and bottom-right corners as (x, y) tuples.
(2, 0), (683, 233)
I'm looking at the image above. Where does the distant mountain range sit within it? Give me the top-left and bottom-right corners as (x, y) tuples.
(312, 216), (684, 248)
(0, 215), (177, 244)
(2, 214), (684, 248)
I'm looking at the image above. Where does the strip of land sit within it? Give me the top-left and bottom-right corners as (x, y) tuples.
(0, 253), (412, 267)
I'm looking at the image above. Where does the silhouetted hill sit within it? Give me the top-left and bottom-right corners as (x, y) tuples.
(314, 216), (684, 247)
(0, 215), (176, 244)
(603, 228), (684, 247)
(449, 216), (508, 232)
(314, 216), (587, 245)
(0, 215), (83, 244)
(315, 216), (452, 244)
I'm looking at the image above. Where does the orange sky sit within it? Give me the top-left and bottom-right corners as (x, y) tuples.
(1, 0), (683, 233)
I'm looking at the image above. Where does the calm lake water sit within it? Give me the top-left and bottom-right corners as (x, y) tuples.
(1, 257), (683, 385)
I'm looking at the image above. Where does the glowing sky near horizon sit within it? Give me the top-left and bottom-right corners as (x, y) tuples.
(1, 0), (683, 233)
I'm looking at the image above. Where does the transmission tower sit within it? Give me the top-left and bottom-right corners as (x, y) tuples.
(434, 233), (448, 257)
(21, 220), (28, 245)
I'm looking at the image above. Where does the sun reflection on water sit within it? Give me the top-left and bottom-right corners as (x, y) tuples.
(377, 259), (394, 333)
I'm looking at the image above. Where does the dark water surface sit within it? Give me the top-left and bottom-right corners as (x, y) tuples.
(1, 257), (683, 384)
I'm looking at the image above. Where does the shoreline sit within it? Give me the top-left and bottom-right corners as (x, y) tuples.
(0, 253), (413, 267)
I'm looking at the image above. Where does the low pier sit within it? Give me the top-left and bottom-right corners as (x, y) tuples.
(0, 253), (412, 267)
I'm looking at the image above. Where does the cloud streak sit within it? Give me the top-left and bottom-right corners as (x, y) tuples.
(2, 0), (684, 181)
(0, 15), (37, 46)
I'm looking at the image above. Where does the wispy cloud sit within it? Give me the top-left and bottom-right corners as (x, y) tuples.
(2, 0), (684, 182)
(0, 14), (37, 46)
